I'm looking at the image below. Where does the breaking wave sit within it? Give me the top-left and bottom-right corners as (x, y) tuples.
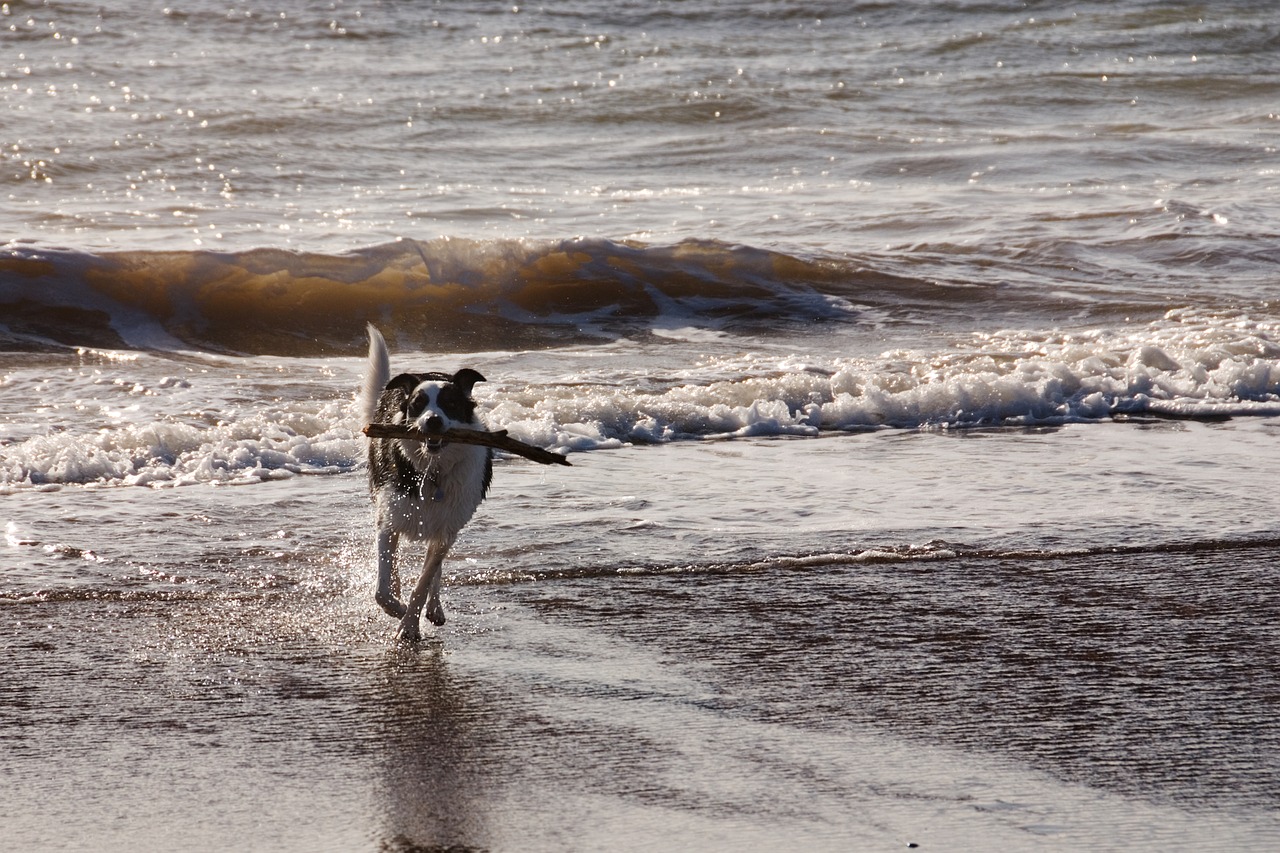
(0, 237), (873, 355)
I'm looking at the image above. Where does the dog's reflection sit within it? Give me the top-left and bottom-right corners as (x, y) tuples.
(373, 643), (490, 853)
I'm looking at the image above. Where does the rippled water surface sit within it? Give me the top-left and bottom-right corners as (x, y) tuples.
(5, 1), (1278, 263)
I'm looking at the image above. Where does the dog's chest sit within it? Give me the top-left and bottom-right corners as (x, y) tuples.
(373, 442), (491, 541)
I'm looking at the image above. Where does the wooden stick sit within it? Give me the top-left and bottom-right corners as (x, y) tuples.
(363, 423), (572, 466)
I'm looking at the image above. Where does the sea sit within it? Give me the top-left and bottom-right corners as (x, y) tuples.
(3, 1), (1280, 850)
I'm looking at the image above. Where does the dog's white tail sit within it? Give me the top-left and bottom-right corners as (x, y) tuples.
(359, 323), (391, 426)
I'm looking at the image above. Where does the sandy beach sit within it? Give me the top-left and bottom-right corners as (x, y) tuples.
(6, 432), (1280, 852)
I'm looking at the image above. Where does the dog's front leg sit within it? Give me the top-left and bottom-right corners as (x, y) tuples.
(422, 539), (450, 628)
(375, 527), (407, 619)
(396, 540), (450, 641)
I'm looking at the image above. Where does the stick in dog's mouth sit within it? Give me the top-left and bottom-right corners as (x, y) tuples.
(364, 422), (572, 466)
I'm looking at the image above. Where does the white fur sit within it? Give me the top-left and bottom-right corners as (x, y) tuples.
(359, 323), (391, 427)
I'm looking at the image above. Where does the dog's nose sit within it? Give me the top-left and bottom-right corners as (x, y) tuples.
(425, 415), (444, 433)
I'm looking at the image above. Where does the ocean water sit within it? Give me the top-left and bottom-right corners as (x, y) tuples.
(4, 1), (1280, 850)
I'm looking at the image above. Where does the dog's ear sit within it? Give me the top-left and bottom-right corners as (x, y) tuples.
(384, 373), (421, 396)
(451, 368), (486, 398)
(383, 373), (421, 412)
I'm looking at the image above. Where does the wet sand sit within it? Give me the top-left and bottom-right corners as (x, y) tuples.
(5, 546), (1280, 851)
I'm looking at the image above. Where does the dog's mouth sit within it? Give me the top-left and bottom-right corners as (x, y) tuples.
(421, 417), (448, 454)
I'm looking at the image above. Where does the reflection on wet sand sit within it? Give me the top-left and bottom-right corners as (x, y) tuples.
(372, 643), (490, 853)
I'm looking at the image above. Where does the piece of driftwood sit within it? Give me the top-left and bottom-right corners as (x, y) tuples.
(363, 423), (572, 466)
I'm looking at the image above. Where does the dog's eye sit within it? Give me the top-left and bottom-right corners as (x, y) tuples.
(404, 391), (428, 418)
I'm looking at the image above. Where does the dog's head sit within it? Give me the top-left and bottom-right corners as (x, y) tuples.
(384, 368), (485, 451)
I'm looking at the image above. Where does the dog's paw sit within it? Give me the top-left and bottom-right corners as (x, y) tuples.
(375, 589), (407, 619)
(426, 600), (447, 627)
(394, 617), (422, 643)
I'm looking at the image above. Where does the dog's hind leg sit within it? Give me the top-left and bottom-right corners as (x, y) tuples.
(375, 527), (407, 619)
(395, 539), (451, 641)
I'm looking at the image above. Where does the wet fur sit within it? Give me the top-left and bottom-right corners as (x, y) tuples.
(360, 324), (492, 640)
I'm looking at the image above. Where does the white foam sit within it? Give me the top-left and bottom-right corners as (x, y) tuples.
(478, 310), (1280, 448)
(1, 414), (363, 490)
(0, 351), (365, 490)
(3, 310), (1278, 489)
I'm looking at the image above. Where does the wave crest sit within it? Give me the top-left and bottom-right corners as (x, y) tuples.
(0, 238), (860, 354)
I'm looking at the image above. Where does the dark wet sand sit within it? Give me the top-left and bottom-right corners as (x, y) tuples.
(5, 538), (1280, 852)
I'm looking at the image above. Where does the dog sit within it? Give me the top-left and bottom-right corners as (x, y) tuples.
(358, 324), (492, 640)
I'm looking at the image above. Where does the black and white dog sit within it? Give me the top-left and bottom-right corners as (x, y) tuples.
(358, 324), (492, 640)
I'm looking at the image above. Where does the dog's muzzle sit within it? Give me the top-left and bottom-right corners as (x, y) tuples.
(424, 415), (447, 453)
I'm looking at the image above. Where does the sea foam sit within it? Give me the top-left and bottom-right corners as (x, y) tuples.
(3, 309), (1277, 490)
